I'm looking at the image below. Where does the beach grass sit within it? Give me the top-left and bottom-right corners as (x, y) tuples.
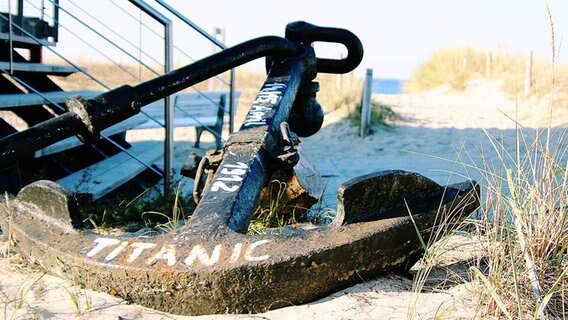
(405, 46), (568, 108)
(403, 9), (568, 318)
(469, 126), (568, 319)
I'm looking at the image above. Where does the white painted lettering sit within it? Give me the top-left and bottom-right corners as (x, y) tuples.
(105, 241), (129, 261)
(245, 240), (271, 262)
(229, 243), (243, 263)
(217, 175), (243, 182)
(128, 242), (157, 262)
(220, 168), (246, 175)
(211, 162), (248, 192)
(242, 83), (286, 127)
(86, 238), (272, 267)
(87, 238), (121, 257)
(211, 181), (240, 192)
(244, 122), (266, 126)
(184, 244), (222, 266)
(225, 162), (248, 169)
(254, 93), (279, 105)
(146, 244), (177, 266)
(263, 83), (286, 91)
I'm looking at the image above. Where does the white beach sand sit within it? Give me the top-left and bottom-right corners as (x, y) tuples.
(1, 79), (566, 319)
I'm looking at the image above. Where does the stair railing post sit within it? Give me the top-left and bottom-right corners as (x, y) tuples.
(8, 0), (14, 74)
(164, 20), (174, 194)
(229, 68), (235, 133)
(153, 0), (238, 136)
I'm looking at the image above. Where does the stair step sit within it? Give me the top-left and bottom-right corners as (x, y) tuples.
(0, 62), (85, 76)
(56, 141), (164, 200)
(0, 90), (100, 109)
(35, 114), (149, 157)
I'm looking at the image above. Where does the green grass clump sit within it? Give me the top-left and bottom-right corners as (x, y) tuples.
(248, 180), (290, 235)
(348, 100), (396, 133)
(83, 181), (194, 232)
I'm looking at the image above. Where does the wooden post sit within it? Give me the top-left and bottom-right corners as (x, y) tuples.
(360, 68), (373, 137)
(524, 51), (533, 95)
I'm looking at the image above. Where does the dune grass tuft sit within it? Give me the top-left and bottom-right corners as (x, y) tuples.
(470, 126), (568, 319)
(405, 46), (568, 108)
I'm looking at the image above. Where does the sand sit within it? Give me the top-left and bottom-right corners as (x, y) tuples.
(1, 79), (566, 319)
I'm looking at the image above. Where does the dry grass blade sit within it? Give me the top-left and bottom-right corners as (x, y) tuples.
(475, 126), (568, 318)
(470, 266), (513, 320)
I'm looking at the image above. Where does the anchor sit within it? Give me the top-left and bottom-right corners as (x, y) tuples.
(0, 21), (480, 316)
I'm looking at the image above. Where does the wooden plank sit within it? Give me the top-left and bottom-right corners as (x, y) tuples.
(35, 114), (148, 157)
(0, 33), (54, 47)
(56, 141), (163, 200)
(0, 90), (100, 109)
(0, 62), (85, 76)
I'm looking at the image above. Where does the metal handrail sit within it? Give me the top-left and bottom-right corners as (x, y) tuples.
(154, 0), (225, 49)
(8, 0), (14, 74)
(53, 0), (174, 188)
(153, 0), (238, 133)
(65, 0), (163, 68)
(124, 0), (174, 191)
(0, 65), (164, 177)
(0, 2), (167, 183)
(4, 0), (178, 192)
(2, 0), (238, 193)
(107, 0), (197, 64)
(47, 0), (162, 76)
(0, 13), (109, 89)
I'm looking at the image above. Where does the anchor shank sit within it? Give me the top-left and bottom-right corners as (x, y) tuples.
(187, 47), (317, 234)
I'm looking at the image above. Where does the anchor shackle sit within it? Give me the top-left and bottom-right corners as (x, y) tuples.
(285, 21), (364, 74)
(281, 21), (363, 137)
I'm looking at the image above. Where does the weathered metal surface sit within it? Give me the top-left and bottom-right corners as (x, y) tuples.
(0, 21), (481, 316)
(288, 82), (324, 137)
(1, 174), (479, 315)
(335, 170), (462, 226)
(15, 180), (83, 228)
(256, 145), (323, 218)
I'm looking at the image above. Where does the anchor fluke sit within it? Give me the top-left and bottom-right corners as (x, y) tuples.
(334, 170), (478, 226)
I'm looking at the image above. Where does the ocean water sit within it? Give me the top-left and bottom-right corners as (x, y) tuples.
(372, 78), (403, 94)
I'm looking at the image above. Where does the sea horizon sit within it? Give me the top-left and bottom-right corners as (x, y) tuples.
(372, 78), (405, 94)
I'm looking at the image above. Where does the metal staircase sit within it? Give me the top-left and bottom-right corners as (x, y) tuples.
(0, 0), (237, 199)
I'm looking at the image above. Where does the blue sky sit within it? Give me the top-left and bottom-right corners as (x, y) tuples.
(175, 0), (568, 79)
(51, 1), (568, 79)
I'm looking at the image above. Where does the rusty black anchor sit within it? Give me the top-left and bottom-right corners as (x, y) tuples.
(0, 21), (480, 316)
